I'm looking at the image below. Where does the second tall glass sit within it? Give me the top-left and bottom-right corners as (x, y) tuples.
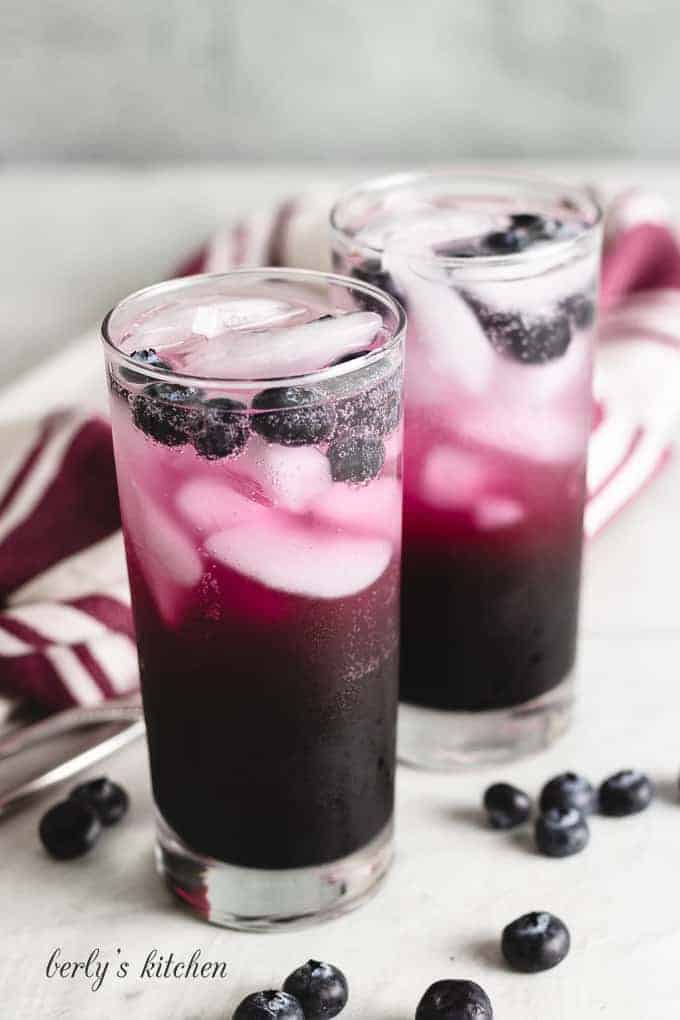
(331, 172), (602, 768)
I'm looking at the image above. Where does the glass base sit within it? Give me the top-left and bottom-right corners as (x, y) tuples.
(398, 674), (574, 770)
(155, 813), (393, 931)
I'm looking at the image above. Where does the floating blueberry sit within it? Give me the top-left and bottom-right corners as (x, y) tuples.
(415, 979), (493, 1020)
(561, 293), (596, 330)
(193, 397), (249, 460)
(39, 800), (102, 860)
(350, 260), (406, 311)
(483, 230), (527, 255)
(328, 434), (385, 484)
(510, 213), (545, 232)
(501, 911), (571, 973)
(132, 382), (203, 447)
(463, 297), (572, 364)
(283, 960), (348, 1020)
(232, 991), (304, 1020)
(70, 777), (129, 826)
(120, 348), (172, 383)
(483, 782), (531, 829)
(335, 378), (401, 438)
(539, 772), (597, 816)
(251, 387), (336, 446)
(599, 770), (655, 817)
(535, 807), (589, 858)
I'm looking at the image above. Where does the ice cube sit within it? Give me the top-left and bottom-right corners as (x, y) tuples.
(206, 520), (392, 599)
(178, 311), (383, 379)
(176, 477), (268, 534)
(121, 486), (203, 625)
(191, 298), (305, 336)
(462, 398), (587, 464)
(420, 445), (489, 508)
(474, 497), (525, 530)
(384, 248), (494, 394)
(230, 434), (332, 511)
(311, 477), (402, 542)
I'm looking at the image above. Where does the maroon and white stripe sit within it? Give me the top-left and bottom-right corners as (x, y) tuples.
(1, 188), (679, 711)
(0, 412), (134, 709)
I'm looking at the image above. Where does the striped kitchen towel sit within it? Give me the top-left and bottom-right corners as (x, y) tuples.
(1, 188), (680, 710)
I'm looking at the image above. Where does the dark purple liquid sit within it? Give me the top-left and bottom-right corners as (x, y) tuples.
(128, 549), (399, 869)
(400, 459), (585, 711)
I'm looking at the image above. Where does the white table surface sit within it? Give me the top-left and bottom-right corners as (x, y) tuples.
(1, 163), (680, 1020)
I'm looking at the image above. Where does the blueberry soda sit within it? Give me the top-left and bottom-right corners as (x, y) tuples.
(102, 270), (405, 927)
(331, 173), (602, 767)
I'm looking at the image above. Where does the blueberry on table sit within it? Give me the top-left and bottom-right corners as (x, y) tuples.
(233, 991), (304, 1020)
(327, 434), (385, 484)
(251, 387), (336, 446)
(483, 782), (531, 829)
(501, 910), (571, 973)
(133, 382), (204, 447)
(70, 777), (129, 826)
(535, 807), (589, 858)
(39, 800), (102, 860)
(415, 979), (493, 1020)
(599, 770), (655, 816)
(283, 960), (349, 1020)
(539, 772), (597, 816)
(193, 397), (250, 460)
(120, 348), (172, 383)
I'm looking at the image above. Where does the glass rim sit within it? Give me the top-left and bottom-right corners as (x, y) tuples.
(101, 267), (406, 391)
(329, 168), (603, 268)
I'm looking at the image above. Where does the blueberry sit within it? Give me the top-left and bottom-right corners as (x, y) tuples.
(539, 772), (597, 816)
(328, 434), (385, 484)
(535, 807), (589, 858)
(193, 397), (249, 460)
(39, 800), (102, 860)
(132, 382), (204, 447)
(501, 911), (570, 973)
(509, 213), (562, 240)
(561, 293), (596, 330)
(463, 297), (572, 363)
(350, 260), (406, 311)
(70, 777), (129, 826)
(510, 213), (545, 232)
(251, 387), (335, 446)
(233, 991), (304, 1020)
(483, 230), (527, 255)
(120, 348), (172, 383)
(283, 960), (348, 1020)
(415, 980), (493, 1020)
(483, 782), (531, 829)
(335, 379), (401, 438)
(599, 770), (654, 817)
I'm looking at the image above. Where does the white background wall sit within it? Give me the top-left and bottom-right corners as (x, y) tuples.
(2, 0), (680, 162)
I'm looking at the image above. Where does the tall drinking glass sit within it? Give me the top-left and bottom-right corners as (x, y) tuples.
(101, 269), (405, 928)
(331, 173), (602, 768)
